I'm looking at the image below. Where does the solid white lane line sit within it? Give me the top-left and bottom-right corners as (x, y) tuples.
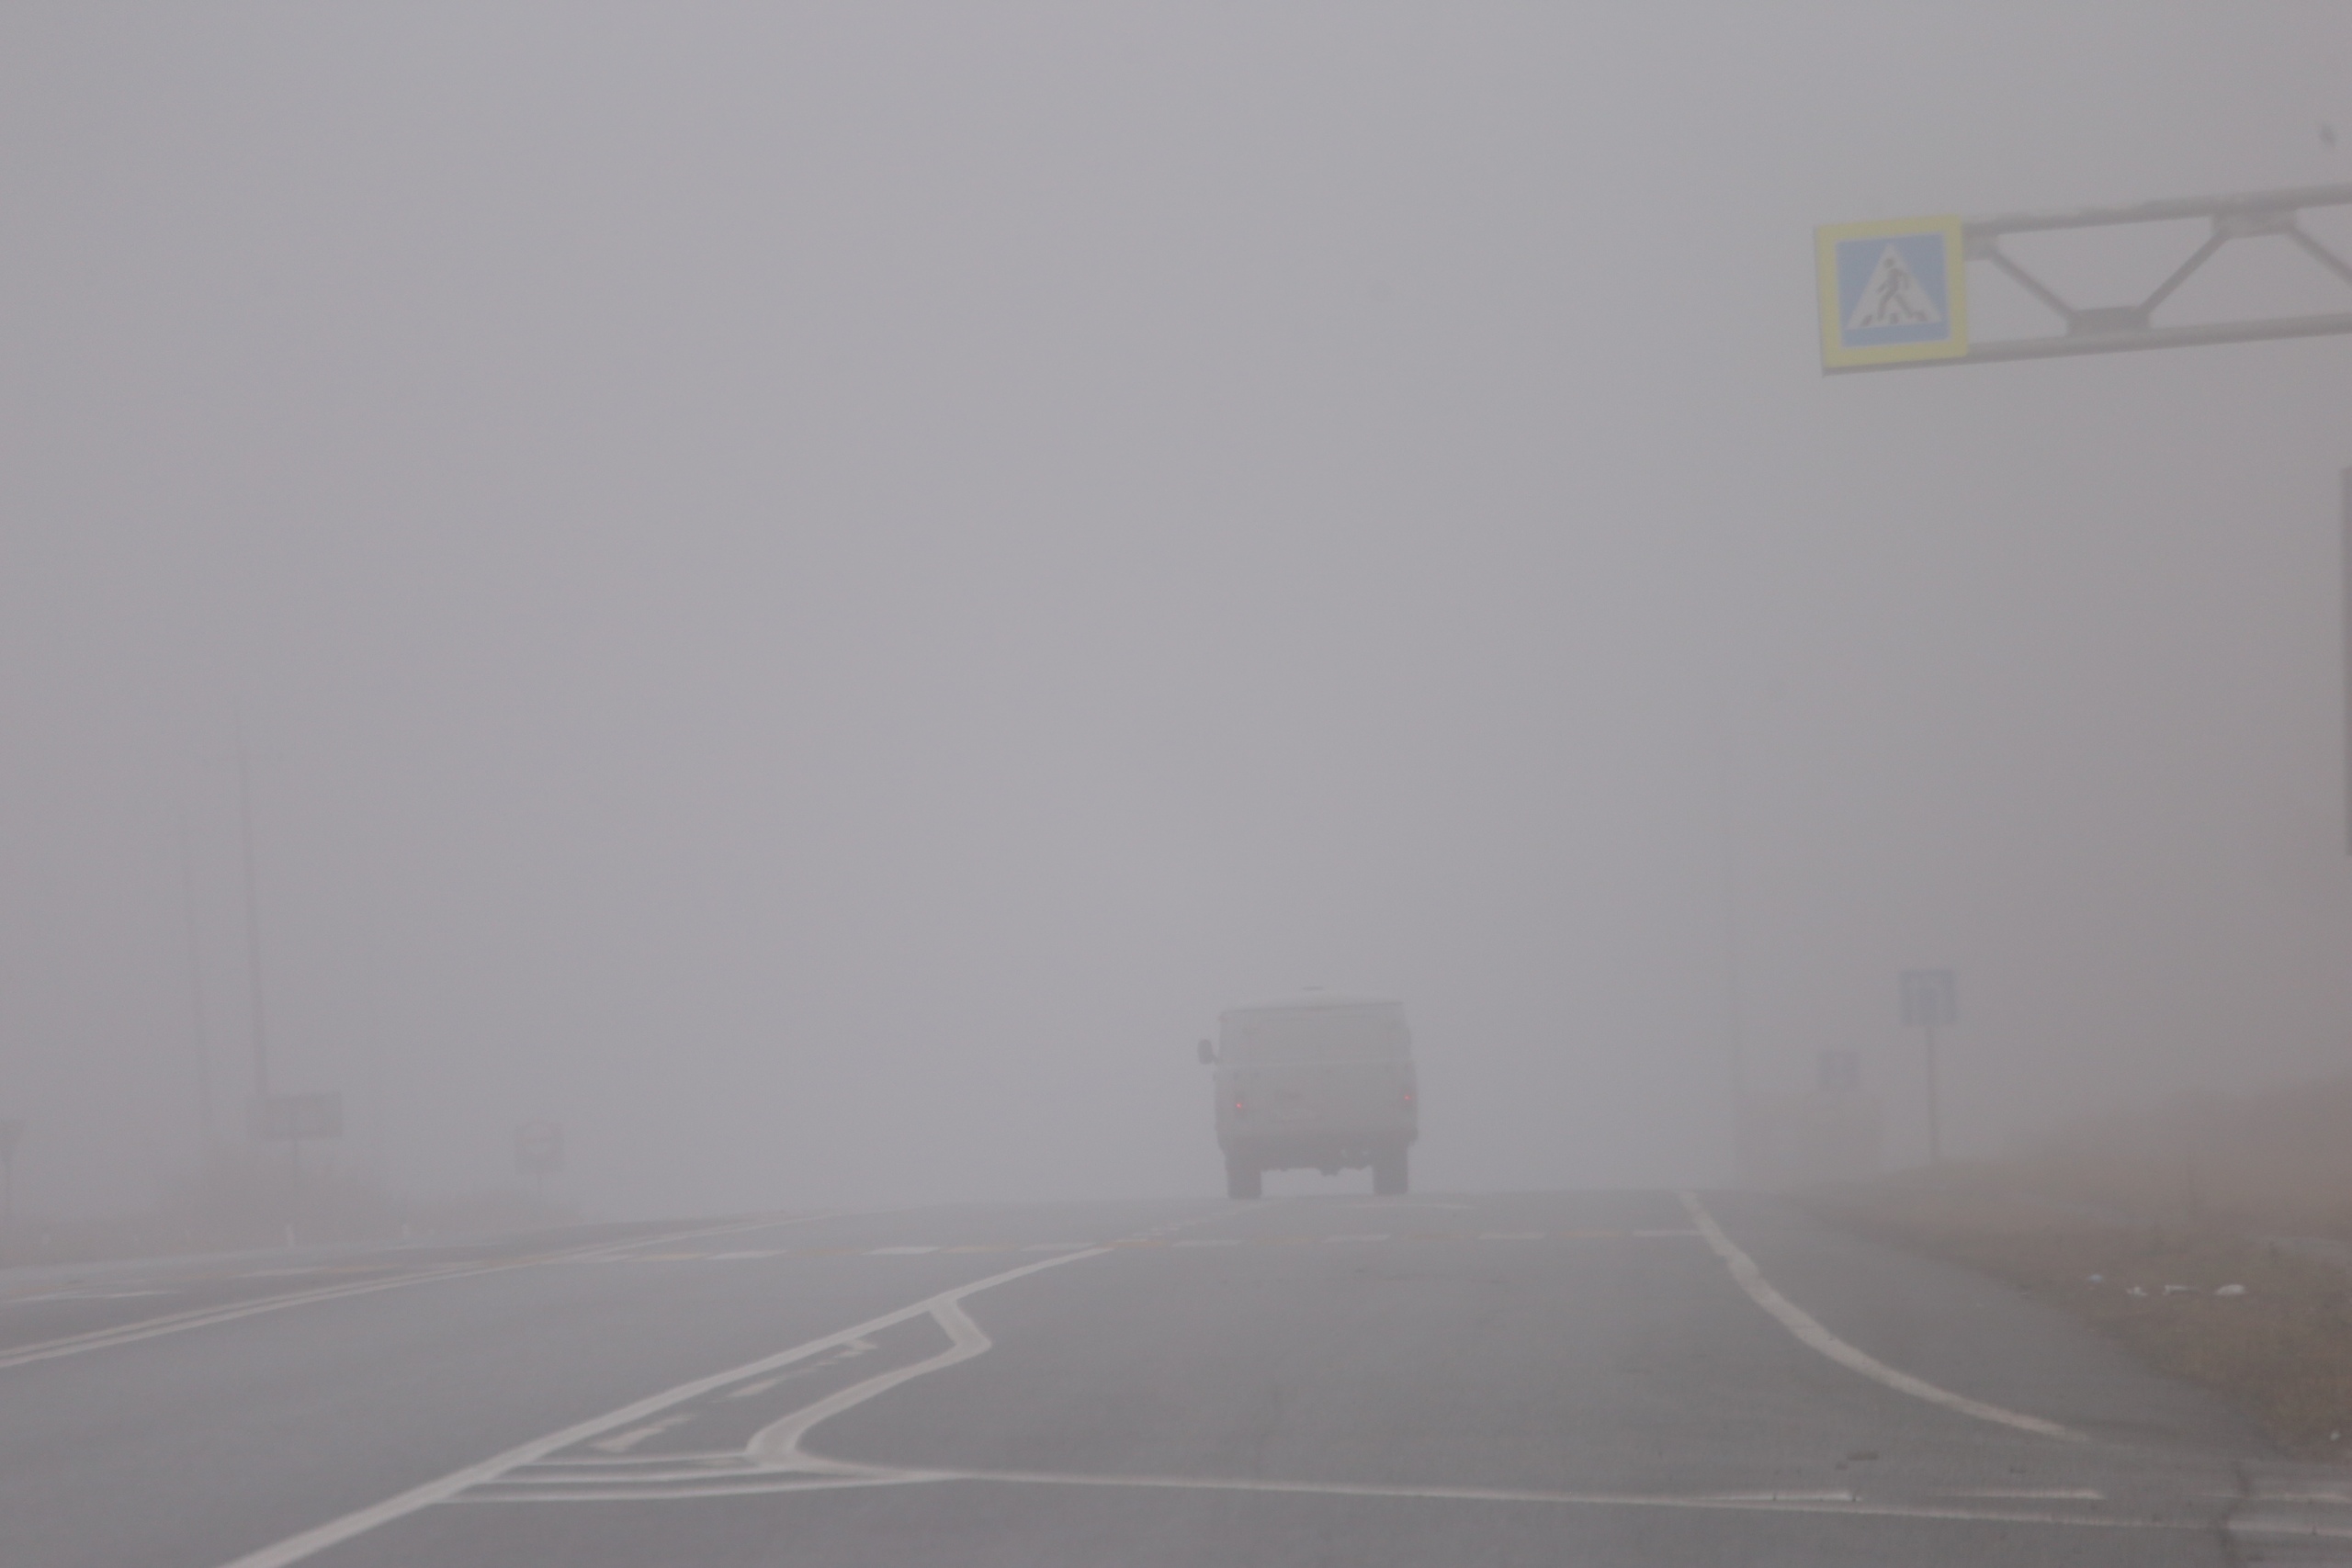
(957, 1469), (2155, 1531)
(1677, 1192), (2085, 1443)
(210, 1247), (1108, 1568)
(489, 1461), (2171, 1533)
(0, 1213), (841, 1375)
(865, 1246), (939, 1256)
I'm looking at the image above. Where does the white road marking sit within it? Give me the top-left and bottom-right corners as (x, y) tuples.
(1630, 1228), (1702, 1237)
(210, 1247), (1108, 1568)
(951, 1469), (2155, 1531)
(721, 1339), (879, 1400)
(0, 1213), (841, 1376)
(702, 1251), (775, 1260)
(1172, 1238), (1242, 1247)
(1479, 1231), (1544, 1240)
(865, 1246), (939, 1256)
(461, 1458), (2170, 1533)
(587, 1416), (695, 1454)
(1326, 1233), (1391, 1243)
(1678, 1191), (2085, 1443)
(1020, 1242), (1091, 1252)
(300, 1227), (2165, 1543)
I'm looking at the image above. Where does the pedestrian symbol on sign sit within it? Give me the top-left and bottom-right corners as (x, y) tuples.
(1815, 216), (1967, 368)
(1847, 245), (1943, 331)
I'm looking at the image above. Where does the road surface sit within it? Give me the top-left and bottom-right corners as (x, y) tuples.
(1, 1190), (2346, 1567)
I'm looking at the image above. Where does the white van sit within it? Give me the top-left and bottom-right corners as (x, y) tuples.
(1198, 995), (1419, 1198)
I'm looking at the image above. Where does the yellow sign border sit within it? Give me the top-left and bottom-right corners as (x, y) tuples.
(1816, 215), (1968, 368)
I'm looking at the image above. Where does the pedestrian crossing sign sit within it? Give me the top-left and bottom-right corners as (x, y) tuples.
(1816, 216), (1967, 369)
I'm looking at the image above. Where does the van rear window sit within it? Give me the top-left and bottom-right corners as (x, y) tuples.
(1224, 1007), (1408, 1065)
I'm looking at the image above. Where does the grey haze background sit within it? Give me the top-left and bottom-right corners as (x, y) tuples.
(4, 4), (2350, 1221)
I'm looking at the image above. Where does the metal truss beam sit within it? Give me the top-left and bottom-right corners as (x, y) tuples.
(1830, 184), (2352, 373)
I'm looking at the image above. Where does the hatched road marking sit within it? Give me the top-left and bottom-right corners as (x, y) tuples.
(213, 1237), (2202, 1568)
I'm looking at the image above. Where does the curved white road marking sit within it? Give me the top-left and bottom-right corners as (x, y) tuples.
(0, 1213), (837, 1375)
(1677, 1191), (2085, 1443)
(211, 1247), (1108, 1568)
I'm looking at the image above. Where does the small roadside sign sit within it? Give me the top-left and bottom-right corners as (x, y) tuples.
(1816, 216), (1968, 369)
(1900, 969), (1958, 1029)
(515, 1120), (565, 1177)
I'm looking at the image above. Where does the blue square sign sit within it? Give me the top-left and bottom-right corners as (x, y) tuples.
(1815, 217), (1967, 367)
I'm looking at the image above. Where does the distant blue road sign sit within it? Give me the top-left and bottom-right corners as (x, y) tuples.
(1817, 217), (1968, 368)
(1899, 969), (1958, 1029)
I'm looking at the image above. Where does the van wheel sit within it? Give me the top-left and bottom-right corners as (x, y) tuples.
(1226, 1156), (1262, 1200)
(1372, 1145), (1408, 1196)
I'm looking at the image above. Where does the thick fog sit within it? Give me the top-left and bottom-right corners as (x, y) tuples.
(4, 5), (2351, 1223)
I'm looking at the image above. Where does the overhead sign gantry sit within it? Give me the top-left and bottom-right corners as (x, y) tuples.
(1817, 185), (2352, 373)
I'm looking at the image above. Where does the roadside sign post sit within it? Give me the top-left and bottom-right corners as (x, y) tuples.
(515, 1120), (564, 1201)
(1816, 1049), (1861, 1095)
(1899, 971), (1958, 1163)
(0, 1119), (22, 1254)
(248, 1093), (343, 1239)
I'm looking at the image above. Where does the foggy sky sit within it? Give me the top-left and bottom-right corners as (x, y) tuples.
(5, 4), (2352, 1220)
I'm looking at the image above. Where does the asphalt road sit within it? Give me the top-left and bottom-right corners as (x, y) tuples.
(2, 1189), (2346, 1568)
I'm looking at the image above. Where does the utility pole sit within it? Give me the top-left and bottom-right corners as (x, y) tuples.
(1717, 707), (1750, 1186)
(178, 813), (215, 1161)
(236, 730), (272, 1108)
(2342, 467), (2352, 855)
(0, 1120), (22, 1259)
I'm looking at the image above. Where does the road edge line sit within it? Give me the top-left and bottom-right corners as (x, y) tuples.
(1679, 1191), (2085, 1443)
